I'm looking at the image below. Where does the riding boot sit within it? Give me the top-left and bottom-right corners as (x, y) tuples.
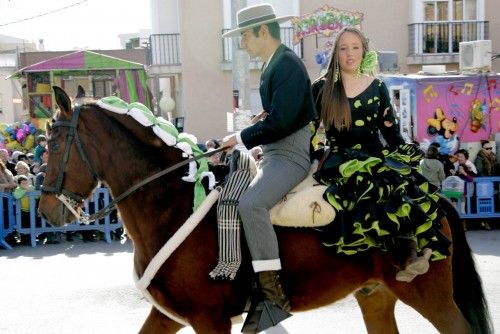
(396, 238), (432, 282)
(241, 271), (292, 333)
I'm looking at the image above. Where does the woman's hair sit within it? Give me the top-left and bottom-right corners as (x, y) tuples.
(426, 145), (439, 159)
(0, 160), (5, 172)
(317, 27), (370, 131)
(480, 140), (490, 148)
(456, 148), (469, 159)
(15, 160), (30, 171)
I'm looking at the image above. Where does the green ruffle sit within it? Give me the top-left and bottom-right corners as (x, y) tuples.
(319, 143), (446, 261)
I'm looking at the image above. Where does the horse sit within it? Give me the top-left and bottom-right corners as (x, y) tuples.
(38, 86), (492, 334)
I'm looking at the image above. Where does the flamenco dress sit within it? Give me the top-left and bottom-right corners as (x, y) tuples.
(311, 78), (450, 259)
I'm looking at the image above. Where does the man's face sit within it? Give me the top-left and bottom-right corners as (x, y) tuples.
(240, 28), (263, 59)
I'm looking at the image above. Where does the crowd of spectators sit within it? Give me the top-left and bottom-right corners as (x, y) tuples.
(1, 134), (123, 246)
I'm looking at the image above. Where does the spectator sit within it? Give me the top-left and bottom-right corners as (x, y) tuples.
(420, 145), (446, 188)
(33, 134), (47, 164)
(0, 161), (16, 192)
(429, 142), (455, 177)
(0, 160), (17, 244)
(205, 139), (225, 166)
(450, 149), (477, 181)
(11, 150), (27, 163)
(474, 140), (499, 176)
(13, 175), (37, 245)
(26, 152), (35, 166)
(0, 149), (17, 176)
(14, 161), (35, 186)
(35, 163), (47, 191)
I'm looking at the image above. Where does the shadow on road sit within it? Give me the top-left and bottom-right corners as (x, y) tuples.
(0, 238), (133, 260)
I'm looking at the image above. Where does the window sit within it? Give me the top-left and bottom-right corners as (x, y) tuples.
(422, 0), (479, 54)
(92, 79), (115, 98)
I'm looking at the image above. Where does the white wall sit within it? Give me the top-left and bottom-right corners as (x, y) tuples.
(0, 69), (22, 123)
(150, 0), (180, 33)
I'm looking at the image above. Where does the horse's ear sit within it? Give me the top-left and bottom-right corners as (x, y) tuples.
(76, 85), (86, 98)
(53, 86), (72, 114)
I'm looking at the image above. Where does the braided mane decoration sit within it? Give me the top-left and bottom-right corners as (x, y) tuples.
(96, 96), (215, 210)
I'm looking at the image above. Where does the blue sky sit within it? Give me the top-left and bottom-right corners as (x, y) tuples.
(0, 0), (151, 50)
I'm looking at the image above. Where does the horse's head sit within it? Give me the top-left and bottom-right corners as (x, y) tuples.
(38, 86), (100, 226)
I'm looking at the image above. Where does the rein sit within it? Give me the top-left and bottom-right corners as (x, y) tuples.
(86, 146), (226, 223)
(43, 104), (226, 224)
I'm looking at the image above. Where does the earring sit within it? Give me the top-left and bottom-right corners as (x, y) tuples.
(334, 61), (340, 83)
(356, 65), (362, 78)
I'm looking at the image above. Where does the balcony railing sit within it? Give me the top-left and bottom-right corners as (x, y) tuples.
(408, 21), (489, 55)
(146, 33), (181, 66)
(221, 27), (303, 62)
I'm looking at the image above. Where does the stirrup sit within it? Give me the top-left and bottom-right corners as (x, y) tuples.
(241, 300), (292, 333)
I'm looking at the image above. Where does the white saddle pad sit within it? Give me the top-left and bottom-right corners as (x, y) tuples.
(270, 162), (336, 228)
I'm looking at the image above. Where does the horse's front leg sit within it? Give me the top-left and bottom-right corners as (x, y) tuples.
(139, 307), (185, 334)
(354, 283), (399, 334)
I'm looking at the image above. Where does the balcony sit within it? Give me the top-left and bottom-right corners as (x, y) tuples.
(146, 33), (182, 74)
(407, 21), (489, 65)
(221, 27), (303, 69)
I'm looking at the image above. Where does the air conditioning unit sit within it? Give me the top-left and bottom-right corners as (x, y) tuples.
(459, 40), (492, 72)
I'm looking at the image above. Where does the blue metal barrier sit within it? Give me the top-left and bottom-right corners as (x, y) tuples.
(1, 192), (16, 250)
(447, 177), (500, 219)
(0, 187), (122, 249)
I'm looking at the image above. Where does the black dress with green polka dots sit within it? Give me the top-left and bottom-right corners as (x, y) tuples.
(311, 78), (449, 259)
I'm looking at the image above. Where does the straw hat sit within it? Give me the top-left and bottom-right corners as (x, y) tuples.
(222, 3), (295, 38)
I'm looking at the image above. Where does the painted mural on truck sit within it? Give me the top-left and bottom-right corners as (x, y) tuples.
(382, 74), (500, 155)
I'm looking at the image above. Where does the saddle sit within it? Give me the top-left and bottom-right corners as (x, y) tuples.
(270, 161), (335, 227)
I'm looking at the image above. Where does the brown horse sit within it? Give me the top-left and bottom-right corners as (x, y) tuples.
(38, 86), (492, 334)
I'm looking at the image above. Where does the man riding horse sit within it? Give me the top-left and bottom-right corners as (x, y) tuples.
(222, 3), (316, 332)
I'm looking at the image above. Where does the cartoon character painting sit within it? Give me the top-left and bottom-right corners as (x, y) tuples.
(426, 107), (459, 155)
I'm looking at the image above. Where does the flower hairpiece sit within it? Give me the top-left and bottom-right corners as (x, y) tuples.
(360, 50), (378, 74)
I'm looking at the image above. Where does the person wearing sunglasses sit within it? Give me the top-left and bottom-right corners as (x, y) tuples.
(474, 140), (499, 176)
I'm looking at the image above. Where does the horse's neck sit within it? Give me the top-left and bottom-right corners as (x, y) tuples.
(87, 108), (195, 257)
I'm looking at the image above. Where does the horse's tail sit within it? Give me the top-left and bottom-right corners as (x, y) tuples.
(440, 197), (493, 334)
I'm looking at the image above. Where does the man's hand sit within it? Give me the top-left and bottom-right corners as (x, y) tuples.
(222, 133), (238, 150)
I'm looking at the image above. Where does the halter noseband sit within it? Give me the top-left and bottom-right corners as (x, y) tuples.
(42, 104), (100, 220)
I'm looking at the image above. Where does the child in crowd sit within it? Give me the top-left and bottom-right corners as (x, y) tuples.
(33, 135), (47, 164)
(13, 175), (37, 245)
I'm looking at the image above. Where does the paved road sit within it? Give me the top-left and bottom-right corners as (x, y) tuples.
(1, 230), (498, 334)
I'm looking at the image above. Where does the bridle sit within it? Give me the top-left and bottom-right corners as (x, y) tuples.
(42, 104), (100, 223)
(42, 104), (225, 224)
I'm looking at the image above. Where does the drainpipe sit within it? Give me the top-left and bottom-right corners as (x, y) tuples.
(231, 0), (251, 131)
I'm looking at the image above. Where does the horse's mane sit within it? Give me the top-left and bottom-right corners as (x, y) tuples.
(76, 101), (185, 183)
(87, 101), (166, 149)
